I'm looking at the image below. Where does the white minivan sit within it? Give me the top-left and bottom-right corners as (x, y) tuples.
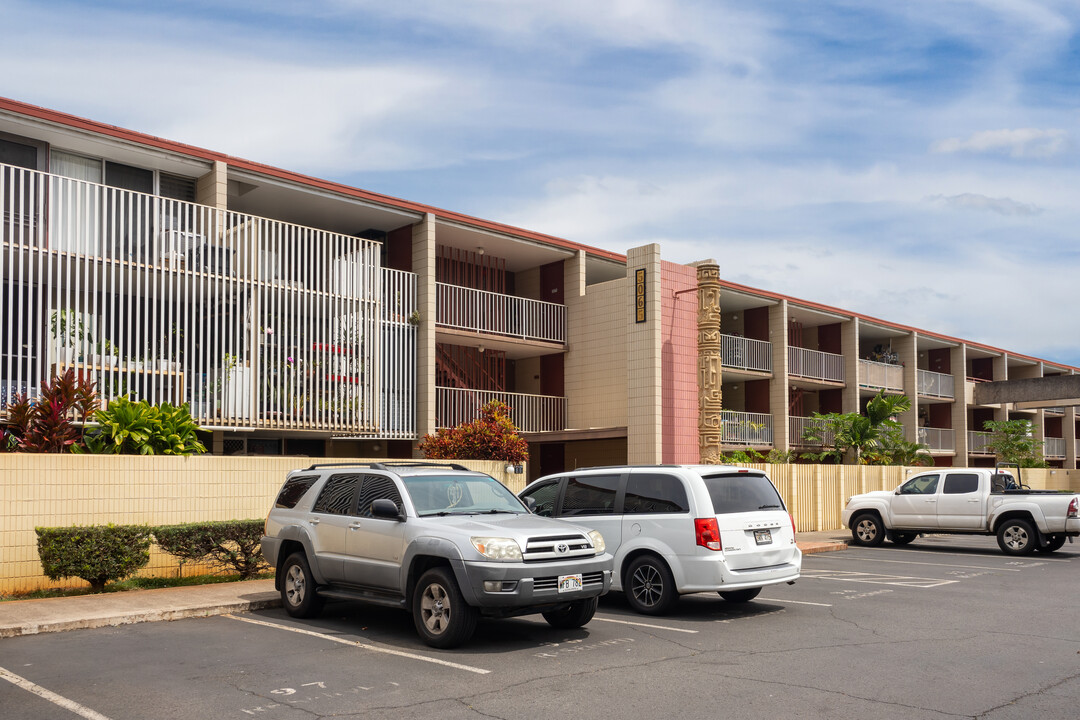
(519, 465), (801, 614)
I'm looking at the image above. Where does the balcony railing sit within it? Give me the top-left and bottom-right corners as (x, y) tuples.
(0, 161), (417, 437)
(859, 359), (903, 392)
(721, 334), (772, 373)
(917, 427), (955, 452)
(1044, 437), (1066, 459)
(968, 431), (994, 455)
(436, 282), (565, 344)
(1044, 406), (1065, 415)
(721, 410), (773, 446)
(436, 387), (565, 433)
(789, 415), (834, 447)
(917, 369), (955, 399)
(788, 347), (844, 383)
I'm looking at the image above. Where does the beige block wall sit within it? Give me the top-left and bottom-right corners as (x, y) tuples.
(769, 301), (790, 449)
(0, 455), (525, 595)
(564, 278), (628, 429)
(626, 245), (662, 464)
(196, 160), (228, 209)
(413, 214), (437, 449)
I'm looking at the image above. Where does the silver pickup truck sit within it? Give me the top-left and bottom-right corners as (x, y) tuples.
(841, 465), (1080, 555)
(261, 462), (613, 648)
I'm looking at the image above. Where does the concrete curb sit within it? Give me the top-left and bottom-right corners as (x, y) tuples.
(797, 540), (848, 555)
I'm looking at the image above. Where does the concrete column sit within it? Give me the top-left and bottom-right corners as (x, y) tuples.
(412, 214), (437, 455)
(951, 345), (968, 462)
(696, 262), (722, 463)
(1064, 405), (1077, 470)
(769, 300), (790, 451)
(626, 245), (663, 464)
(196, 160), (228, 209)
(564, 249), (586, 300)
(842, 318), (860, 414)
(992, 354), (1009, 423)
(895, 333), (918, 442)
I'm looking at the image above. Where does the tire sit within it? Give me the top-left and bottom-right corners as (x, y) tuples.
(890, 532), (917, 546)
(996, 519), (1036, 556)
(542, 597), (599, 629)
(850, 513), (886, 547)
(1035, 534), (1067, 554)
(624, 555), (678, 615)
(280, 552), (324, 619)
(412, 567), (478, 649)
(719, 587), (762, 603)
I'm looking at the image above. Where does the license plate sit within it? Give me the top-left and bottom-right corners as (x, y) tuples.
(557, 574), (583, 593)
(754, 529), (773, 545)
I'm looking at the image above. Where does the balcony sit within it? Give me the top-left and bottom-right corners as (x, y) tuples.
(1044, 437), (1066, 459)
(917, 369), (955, 399)
(721, 410), (773, 446)
(917, 427), (955, 452)
(859, 359), (903, 392)
(789, 415), (834, 447)
(436, 387), (566, 433)
(721, 334), (771, 373)
(788, 347), (844, 383)
(437, 282), (565, 344)
(968, 431), (994, 455)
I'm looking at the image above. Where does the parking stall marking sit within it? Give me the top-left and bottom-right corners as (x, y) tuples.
(222, 615), (491, 675)
(758, 598), (833, 607)
(1, 665), (113, 720)
(591, 616), (699, 633)
(799, 567), (958, 588)
(844, 545), (1075, 564)
(810, 554), (1023, 572)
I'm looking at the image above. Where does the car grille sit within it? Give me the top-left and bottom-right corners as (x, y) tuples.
(523, 533), (595, 562)
(533, 571), (606, 592)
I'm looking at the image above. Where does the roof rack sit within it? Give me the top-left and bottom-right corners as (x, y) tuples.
(302, 461), (472, 472)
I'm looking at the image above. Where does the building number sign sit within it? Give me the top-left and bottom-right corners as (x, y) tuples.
(635, 269), (646, 323)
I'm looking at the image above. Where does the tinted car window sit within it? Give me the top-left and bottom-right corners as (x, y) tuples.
(624, 473), (689, 514)
(701, 473), (785, 515)
(519, 480), (560, 517)
(560, 474), (620, 516)
(357, 475), (404, 517)
(312, 474), (361, 515)
(900, 474), (939, 495)
(943, 473), (980, 494)
(275, 475), (318, 509)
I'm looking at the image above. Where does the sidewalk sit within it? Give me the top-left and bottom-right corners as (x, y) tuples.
(0, 533), (846, 639)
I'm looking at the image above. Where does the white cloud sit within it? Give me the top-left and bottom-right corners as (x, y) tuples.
(931, 128), (1068, 158)
(926, 193), (1043, 215)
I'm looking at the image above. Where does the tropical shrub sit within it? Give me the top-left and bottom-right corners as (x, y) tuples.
(153, 520), (268, 579)
(83, 397), (207, 456)
(35, 524), (152, 592)
(420, 400), (529, 464)
(2, 369), (99, 453)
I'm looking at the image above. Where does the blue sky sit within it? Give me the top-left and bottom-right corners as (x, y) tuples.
(4, 0), (1079, 365)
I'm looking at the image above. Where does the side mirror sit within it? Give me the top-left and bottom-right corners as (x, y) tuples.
(894, 488), (902, 495)
(372, 498), (404, 521)
(524, 496), (537, 512)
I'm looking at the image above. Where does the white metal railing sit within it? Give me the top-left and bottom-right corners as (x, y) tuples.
(376, 268), (417, 439)
(721, 334), (772, 372)
(436, 282), (565, 343)
(788, 346), (844, 382)
(1044, 437), (1066, 458)
(436, 387), (566, 433)
(917, 427), (955, 451)
(968, 431), (994, 455)
(0, 161), (418, 437)
(917, 369), (955, 399)
(859, 359), (903, 391)
(789, 416), (835, 447)
(721, 410), (773, 445)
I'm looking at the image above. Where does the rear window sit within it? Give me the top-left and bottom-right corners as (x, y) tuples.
(312, 474), (361, 515)
(561, 474), (620, 516)
(701, 472), (785, 515)
(944, 473), (980, 494)
(275, 475), (318, 509)
(624, 473), (689, 514)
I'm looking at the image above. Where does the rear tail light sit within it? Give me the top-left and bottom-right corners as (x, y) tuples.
(695, 518), (722, 551)
(789, 513), (797, 536)
(1068, 497), (1078, 519)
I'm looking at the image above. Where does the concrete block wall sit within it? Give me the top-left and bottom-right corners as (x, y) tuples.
(564, 278), (628, 430)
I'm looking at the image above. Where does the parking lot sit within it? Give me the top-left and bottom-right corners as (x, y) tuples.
(2, 535), (1078, 719)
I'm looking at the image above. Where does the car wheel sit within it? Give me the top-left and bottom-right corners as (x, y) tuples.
(890, 532), (917, 546)
(625, 555), (678, 615)
(280, 552), (324, 618)
(542, 597), (599, 629)
(850, 513), (885, 547)
(996, 519), (1036, 556)
(412, 567), (478, 649)
(1034, 534), (1067, 553)
(719, 587), (762, 603)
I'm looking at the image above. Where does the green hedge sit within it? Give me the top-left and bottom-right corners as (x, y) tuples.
(153, 520), (268, 579)
(35, 524), (152, 592)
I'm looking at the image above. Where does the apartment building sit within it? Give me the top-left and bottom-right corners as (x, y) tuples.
(1, 97), (1075, 474)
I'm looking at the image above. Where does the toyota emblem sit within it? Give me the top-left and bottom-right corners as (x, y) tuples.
(555, 543), (569, 555)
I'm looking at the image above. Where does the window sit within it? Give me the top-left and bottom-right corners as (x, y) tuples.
(943, 473), (979, 494)
(900, 474), (939, 495)
(0, 137), (40, 170)
(312, 474), (361, 515)
(560, 474), (620, 516)
(357, 475), (403, 518)
(520, 481), (560, 517)
(701, 472), (785, 514)
(275, 475), (318, 509)
(624, 473), (689, 514)
(160, 173), (197, 202)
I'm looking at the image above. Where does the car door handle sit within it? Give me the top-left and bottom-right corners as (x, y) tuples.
(925, 499), (937, 503)
(349, 523), (363, 530)
(968, 499), (980, 503)
(308, 518), (320, 525)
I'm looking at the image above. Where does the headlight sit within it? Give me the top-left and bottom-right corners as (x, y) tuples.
(471, 537), (522, 561)
(588, 530), (606, 554)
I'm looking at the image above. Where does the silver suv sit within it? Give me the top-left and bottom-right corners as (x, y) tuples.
(261, 462), (613, 648)
(520, 465), (800, 614)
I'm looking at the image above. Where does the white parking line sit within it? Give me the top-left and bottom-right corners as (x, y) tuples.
(759, 598), (833, 607)
(0, 665), (113, 720)
(811, 555), (1022, 572)
(843, 546), (1075, 563)
(222, 615), (491, 675)
(592, 617), (699, 633)
(800, 568), (958, 588)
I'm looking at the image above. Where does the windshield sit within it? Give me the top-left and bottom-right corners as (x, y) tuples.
(701, 472), (786, 515)
(403, 474), (528, 516)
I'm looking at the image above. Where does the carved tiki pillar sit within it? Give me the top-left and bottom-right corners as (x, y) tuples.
(697, 263), (723, 462)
